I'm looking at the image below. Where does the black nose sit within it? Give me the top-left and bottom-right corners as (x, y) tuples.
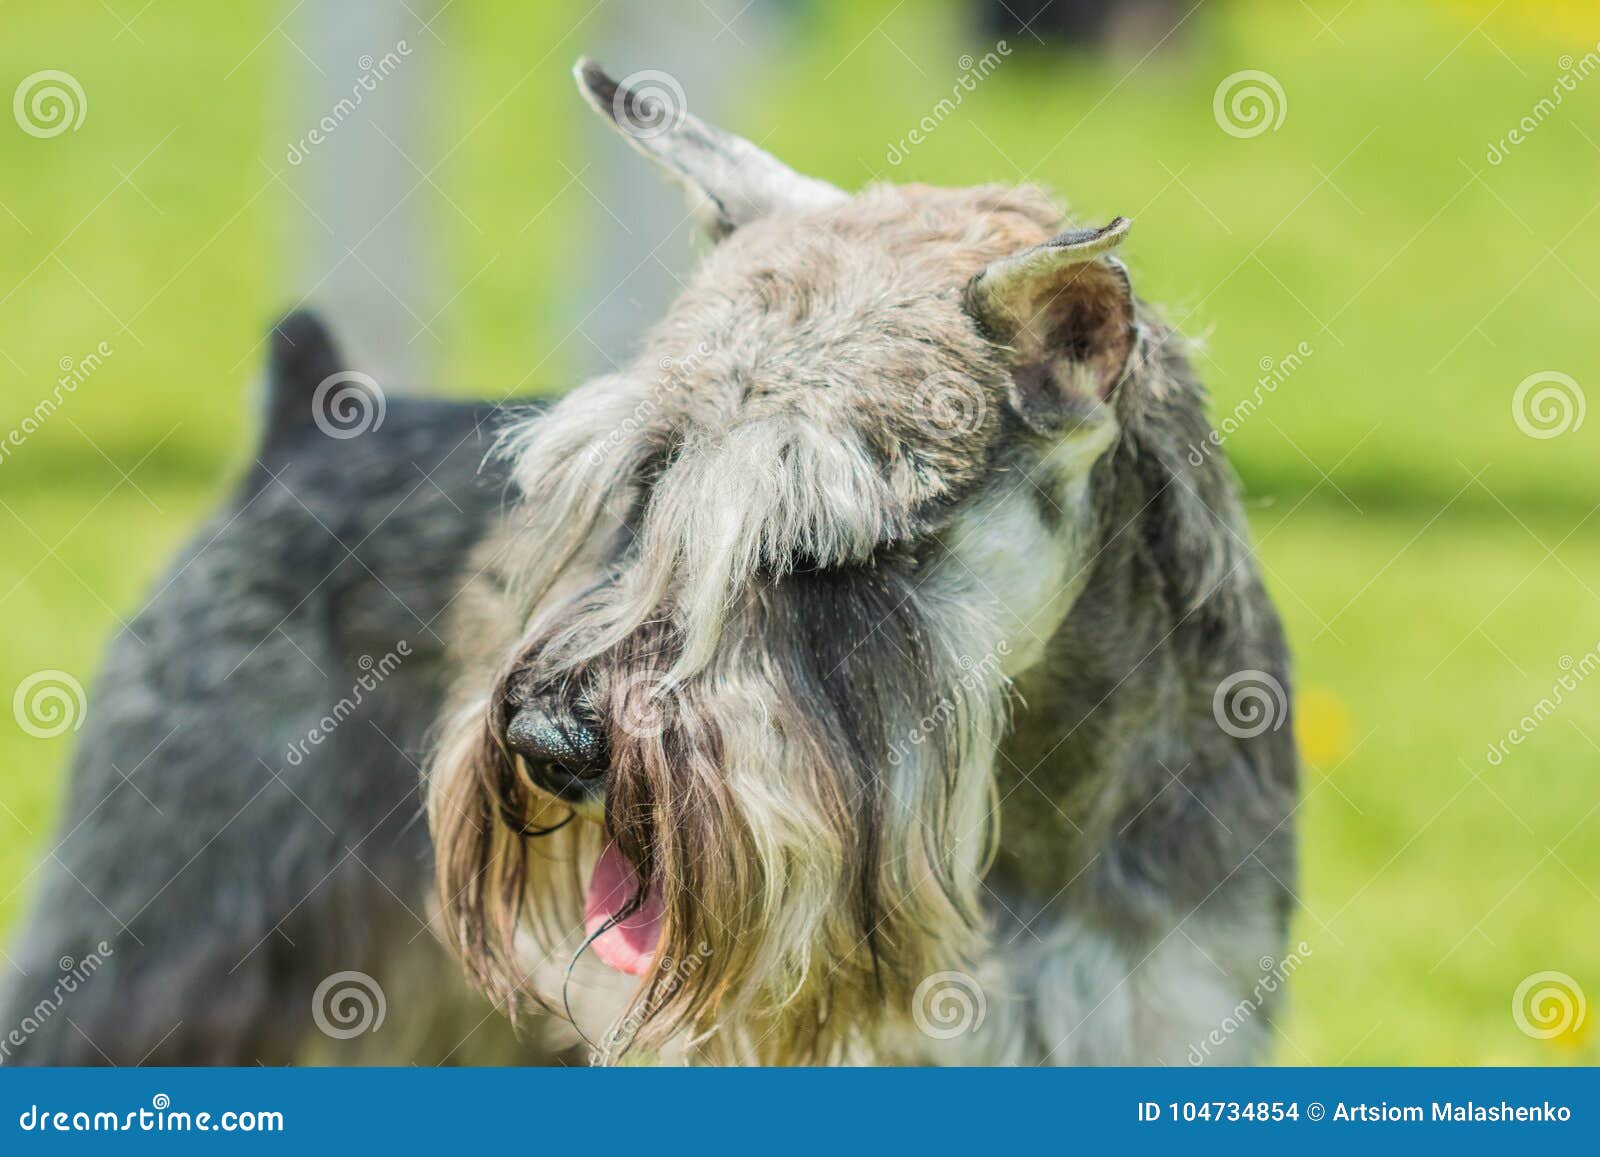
(503, 701), (607, 803)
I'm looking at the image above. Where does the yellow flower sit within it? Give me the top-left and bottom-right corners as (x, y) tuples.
(1546, 1010), (1593, 1056)
(1295, 686), (1352, 769)
(1437, 0), (1598, 42)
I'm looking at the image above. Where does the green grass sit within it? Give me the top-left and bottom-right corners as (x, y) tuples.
(1265, 505), (1600, 1064)
(3, 0), (1598, 1063)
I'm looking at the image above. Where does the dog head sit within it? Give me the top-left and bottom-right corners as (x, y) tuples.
(430, 60), (1153, 1062)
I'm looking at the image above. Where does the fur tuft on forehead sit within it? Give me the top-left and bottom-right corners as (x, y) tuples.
(493, 182), (1071, 678)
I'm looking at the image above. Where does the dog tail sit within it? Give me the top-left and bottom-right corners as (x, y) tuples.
(260, 308), (354, 445)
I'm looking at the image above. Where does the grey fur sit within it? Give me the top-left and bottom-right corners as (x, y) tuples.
(0, 312), (557, 1065)
(426, 63), (1298, 1064)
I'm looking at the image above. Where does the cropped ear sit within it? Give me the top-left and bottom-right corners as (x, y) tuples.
(262, 308), (347, 444)
(574, 58), (845, 240)
(965, 217), (1137, 434)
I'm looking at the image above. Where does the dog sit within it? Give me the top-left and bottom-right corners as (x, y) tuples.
(3, 61), (1296, 1068)
(425, 61), (1299, 1065)
(0, 313), (562, 1064)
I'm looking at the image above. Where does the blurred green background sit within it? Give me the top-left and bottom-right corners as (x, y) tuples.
(1, 0), (1596, 1064)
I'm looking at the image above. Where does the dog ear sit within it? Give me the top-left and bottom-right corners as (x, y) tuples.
(262, 308), (346, 444)
(573, 58), (845, 239)
(966, 217), (1137, 434)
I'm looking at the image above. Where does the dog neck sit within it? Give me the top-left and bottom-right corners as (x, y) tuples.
(988, 411), (1296, 941)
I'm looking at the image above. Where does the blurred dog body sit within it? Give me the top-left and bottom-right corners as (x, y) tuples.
(0, 314), (566, 1064)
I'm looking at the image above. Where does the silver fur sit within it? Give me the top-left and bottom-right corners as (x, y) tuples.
(428, 63), (1297, 1066)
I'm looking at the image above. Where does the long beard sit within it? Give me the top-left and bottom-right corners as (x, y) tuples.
(430, 562), (1007, 1063)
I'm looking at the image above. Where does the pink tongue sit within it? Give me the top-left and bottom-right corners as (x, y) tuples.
(584, 841), (664, 976)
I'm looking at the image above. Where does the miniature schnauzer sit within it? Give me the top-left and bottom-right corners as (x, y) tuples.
(426, 62), (1297, 1065)
(3, 61), (1294, 1067)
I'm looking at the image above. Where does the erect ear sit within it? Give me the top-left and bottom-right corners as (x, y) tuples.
(574, 58), (845, 240)
(965, 217), (1137, 434)
(262, 308), (346, 444)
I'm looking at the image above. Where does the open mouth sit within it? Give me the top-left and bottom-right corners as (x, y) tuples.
(584, 840), (664, 976)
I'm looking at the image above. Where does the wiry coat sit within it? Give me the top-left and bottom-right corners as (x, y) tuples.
(429, 64), (1297, 1066)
